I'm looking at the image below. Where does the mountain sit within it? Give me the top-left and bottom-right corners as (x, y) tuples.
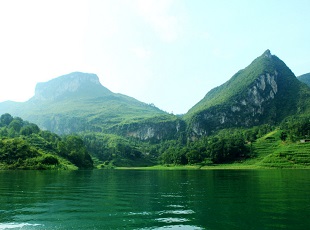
(298, 73), (310, 87)
(1, 52), (310, 168)
(185, 50), (310, 136)
(0, 72), (183, 140)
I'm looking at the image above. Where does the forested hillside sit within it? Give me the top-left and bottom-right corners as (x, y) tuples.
(0, 113), (93, 169)
(157, 115), (310, 167)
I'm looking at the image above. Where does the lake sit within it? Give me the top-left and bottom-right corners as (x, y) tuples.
(0, 169), (309, 230)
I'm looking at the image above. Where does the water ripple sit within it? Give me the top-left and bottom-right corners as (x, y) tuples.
(0, 223), (42, 230)
(155, 217), (190, 223)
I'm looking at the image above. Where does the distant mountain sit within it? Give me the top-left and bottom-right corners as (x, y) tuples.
(298, 73), (310, 87)
(0, 72), (183, 140)
(185, 50), (310, 136)
(31, 72), (112, 101)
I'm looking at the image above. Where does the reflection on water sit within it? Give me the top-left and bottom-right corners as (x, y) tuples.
(0, 170), (309, 230)
(0, 223), (42, 229)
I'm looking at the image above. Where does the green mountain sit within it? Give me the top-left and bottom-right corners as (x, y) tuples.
(186, 50), (310, 136)
(0, 72), (184, 140)
(298, 73), (310, 87)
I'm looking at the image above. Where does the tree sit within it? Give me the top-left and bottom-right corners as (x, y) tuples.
(280, 131), (287, 141)
(0, 113), (13, 126)
(40, 130), (61, 143)
(206, 135), (250, 163)
(20, 123), (40, 136)
(58, 135), (93, 169)
(0, 138), (39, 164)
(8, 118), (23, 133)
(186, 149), (205, 164)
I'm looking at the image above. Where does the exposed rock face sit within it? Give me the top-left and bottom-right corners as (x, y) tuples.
(247, 71), (278, 112)
(264, 49), (272, 58)
(109, 119), (186, 142)
(189, 71), (281, 136)
(186, 48), (307, 138)
(33, 72), (102, 101)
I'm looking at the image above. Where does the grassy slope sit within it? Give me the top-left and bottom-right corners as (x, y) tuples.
(200, 130), (310, 169)
(253, 131), (310, 168)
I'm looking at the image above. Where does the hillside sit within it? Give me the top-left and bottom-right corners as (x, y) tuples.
(185, 50), (310, 136)
(196, 129), (310, 169)
(298, 73), (310, 87)
(0, 72), (183, 140)
(0, 113), (93, 169)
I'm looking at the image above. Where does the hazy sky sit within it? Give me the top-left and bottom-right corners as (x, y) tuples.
(0, 0), (309, 114)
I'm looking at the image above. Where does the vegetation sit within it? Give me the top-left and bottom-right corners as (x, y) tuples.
(0, 113), (93, 169)
(134, 119), (310, 169)
(81, 132), (155, 168)
(1, 112), (309, 171)
(1, 52), (310, 170)
(77, 117), (310, 169)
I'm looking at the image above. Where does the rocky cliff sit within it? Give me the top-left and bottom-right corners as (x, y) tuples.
(108, 117), (186, 142)
(186, 50), (310, 137)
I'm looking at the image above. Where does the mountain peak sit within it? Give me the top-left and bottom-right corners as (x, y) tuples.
(186, 49), (308, 136)
(32, 72), (111, 101)
(56, 72), (101, 85)
(263, 49), (272, 58)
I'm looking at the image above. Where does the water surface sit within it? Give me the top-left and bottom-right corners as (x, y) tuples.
(0, 170), (309, 229)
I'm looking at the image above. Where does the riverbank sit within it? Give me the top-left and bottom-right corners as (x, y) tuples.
(114, 163), (310, 170)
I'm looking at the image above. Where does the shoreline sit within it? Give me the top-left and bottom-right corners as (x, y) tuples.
(113, 164), (310, 170)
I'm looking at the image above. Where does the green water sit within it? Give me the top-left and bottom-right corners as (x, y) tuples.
(0, 170), (309, 230)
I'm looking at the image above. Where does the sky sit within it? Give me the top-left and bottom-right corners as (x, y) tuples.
(0, 0), (309, 114)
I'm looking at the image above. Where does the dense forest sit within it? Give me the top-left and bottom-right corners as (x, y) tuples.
(0, 113), (93, 169)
